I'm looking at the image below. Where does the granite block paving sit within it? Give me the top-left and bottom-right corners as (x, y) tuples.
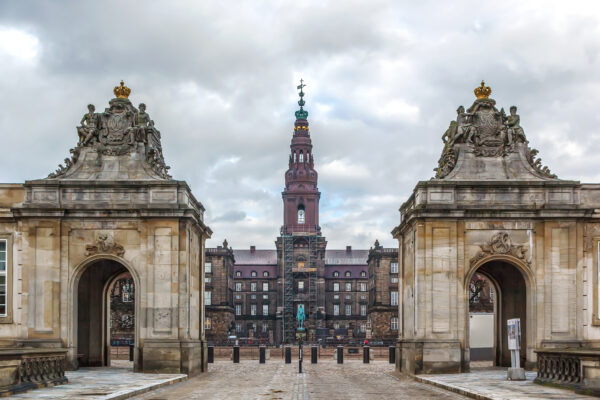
(3, 367), (186, 400)
(416, 368), (596, 400)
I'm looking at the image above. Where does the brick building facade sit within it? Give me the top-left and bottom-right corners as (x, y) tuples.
(204, 85), (398, 345)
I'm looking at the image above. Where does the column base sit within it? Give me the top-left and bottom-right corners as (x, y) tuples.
(399, 339), (462, 375)
(141, 339), (206, 376)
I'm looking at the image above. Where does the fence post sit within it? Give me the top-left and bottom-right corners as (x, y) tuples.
(363, 346), (370, 363)
(208, 346), (214, 363)
(311, 345), (318, 364)
(233, 346), (240, 363)
(129, 344), (134, 362)
(285, 345), (292, 364)
(337, 345), (343, 364)
(259, 346), (266, 364)
(389, 345), (395, 364)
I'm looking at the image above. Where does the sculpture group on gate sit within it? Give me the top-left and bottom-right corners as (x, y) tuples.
(49, 81), (171, 179)
(435, 81), (556, 179)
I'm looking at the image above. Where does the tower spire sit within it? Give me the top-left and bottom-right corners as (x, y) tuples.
(295, 79), (309, 120)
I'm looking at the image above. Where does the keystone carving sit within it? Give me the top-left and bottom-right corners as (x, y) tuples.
(85, 233), (125, 257)
(469, 231), (529, 267)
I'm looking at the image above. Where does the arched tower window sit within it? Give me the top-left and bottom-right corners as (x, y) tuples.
(293, 152), (297, 163)
(307, 153), (310, 162)
(299, 152), (304, 163)
(297, 204), (305, 224)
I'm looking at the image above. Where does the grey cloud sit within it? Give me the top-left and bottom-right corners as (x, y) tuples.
(0, 1), (599, 249)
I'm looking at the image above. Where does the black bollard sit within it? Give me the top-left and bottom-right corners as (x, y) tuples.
(259, 346), (266, 364)
(233, 345), (240, 363)
(337, 345), (343, 364)
(129, 344), (134, 362)
(311, 345), (318, 364)
(208, 346), (214, 363)
(389, 345), (395, 364)
(285, 345), (292, 364)
(363, 346), (370, 363)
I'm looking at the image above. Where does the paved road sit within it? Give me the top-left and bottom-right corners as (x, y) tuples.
(133, 360), (467, 400)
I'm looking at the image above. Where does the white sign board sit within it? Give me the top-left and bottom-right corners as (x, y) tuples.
(507, 318), (521, 351)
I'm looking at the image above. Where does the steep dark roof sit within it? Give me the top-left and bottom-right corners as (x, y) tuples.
(324, 249), (369, 265)
(232, 249), (277, 265)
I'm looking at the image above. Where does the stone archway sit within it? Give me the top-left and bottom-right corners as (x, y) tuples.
(465, 255), (535, 369)
(70, 256), (140, 370)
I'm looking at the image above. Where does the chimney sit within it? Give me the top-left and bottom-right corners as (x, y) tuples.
(346, 245), (352, 253)
(250, 245), (256, 253)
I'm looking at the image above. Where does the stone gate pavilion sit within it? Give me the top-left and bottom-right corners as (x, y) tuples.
(0, 82), (211, 390)
(393, 82), (600, 390)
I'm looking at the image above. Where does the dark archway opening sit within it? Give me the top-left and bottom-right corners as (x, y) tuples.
(469, 260), (527, 368)
(77, 259), (134, 367)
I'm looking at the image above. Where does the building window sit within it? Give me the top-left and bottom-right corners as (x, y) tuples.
(0, 239), (7, 317)
(333, 282), (339, 292)
(360, 322), (366, 333)
(251, 271), (257, 277)
(251, 282), (257, 291)
(263, 294), (268, 300)
(263, 271), (269, 277)
(391, 291), (398, 306)
(360, 304), (367, 316)
(345, 271), (351, 277)
(205, 317), (212, 330)
(250, 304), (257, 316)
(360, 271), (366, 277)
(205, 276), (211, 283)
(236, 271), (242, 277)
(489, 287), (495, 302)
(359, 282), (366, 292)
(345, 295), (351, 300)
(121, 279), (134, 303)
(263, 282), (269, 291)
(391, 262), (399, 274)
(235, 283), (242, 291)
(235, 304), (242, 316)
(205, 291), (212, 306)
(345, 304), (352, 316)
(391, 317), (399, 331)
(250, 294), (256, 300)
(345, 283), (352, 292)
(299, 152), (304, 162)
(293, 152), (297, 162)
(262, 322), (268, 333)
(263, 304), (269, 315)
(307, 153), (310, 162)
(236, 322), (242, 333)
(333, 294), (339, 300)
(333, 271), (339, 277)
(298, 281), (304, 291)
(235, 294), (241, 300)
(205, 262), (212, 273)
(333, 304), (339, 316)
(333, 322), (340, 330)
(298, 205), (305, 224)
(391, 277), (398, 284)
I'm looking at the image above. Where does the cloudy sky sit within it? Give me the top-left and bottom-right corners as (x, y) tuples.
(1, 1), (599, 250)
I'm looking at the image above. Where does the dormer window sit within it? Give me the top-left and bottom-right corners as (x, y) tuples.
(345, 271), (351, 277)
(251, 271), (257, 277)
(236, 271), (242, 277)
(297, 204), (305, 224)
(333, 271), (339, 277)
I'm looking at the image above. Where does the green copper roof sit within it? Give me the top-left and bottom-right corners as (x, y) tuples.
(295, 79), (309, 120)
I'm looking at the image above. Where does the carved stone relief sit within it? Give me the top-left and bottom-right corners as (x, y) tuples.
(469, 231), (529, 267)
(85, 232), (125, 257)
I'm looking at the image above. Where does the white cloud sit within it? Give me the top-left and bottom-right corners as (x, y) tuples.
(0, 26), (39, 64)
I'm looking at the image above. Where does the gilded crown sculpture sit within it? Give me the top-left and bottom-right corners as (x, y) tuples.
(474, 80), (492, 99)
(113, 80), (131, 99)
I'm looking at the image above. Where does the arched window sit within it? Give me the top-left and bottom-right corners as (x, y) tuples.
(236, 271), (242, 277)
(297, 204), (305, 224)
(293, 153), (297, 162)
(307, 153), (310, 162)
(360, 271), (367, 277)
(263, 271), (269, 277)
(345, 271), (351, 277)
(333, 271), (339, 277)
(299, 152), (304, 162)
(251, 271), (257, 277)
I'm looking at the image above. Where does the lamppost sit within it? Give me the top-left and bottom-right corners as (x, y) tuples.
(296, 304), (306, 373)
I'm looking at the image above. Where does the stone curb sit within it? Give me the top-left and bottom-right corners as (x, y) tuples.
(411, 375), (493, 400)
(105, 374), (188, 400)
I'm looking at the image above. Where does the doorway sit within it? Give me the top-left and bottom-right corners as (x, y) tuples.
(468, 260), (527, 368)
(76, 259), (135, 368)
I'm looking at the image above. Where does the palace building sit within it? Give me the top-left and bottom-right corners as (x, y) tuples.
(205, 84), (399, 345)
(0, 82), (212, 392)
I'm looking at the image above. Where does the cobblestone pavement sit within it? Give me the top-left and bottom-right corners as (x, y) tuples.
(4, 367), (186, 399)
(417, 368), (596, 400)
(133, 360), (467, 400)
